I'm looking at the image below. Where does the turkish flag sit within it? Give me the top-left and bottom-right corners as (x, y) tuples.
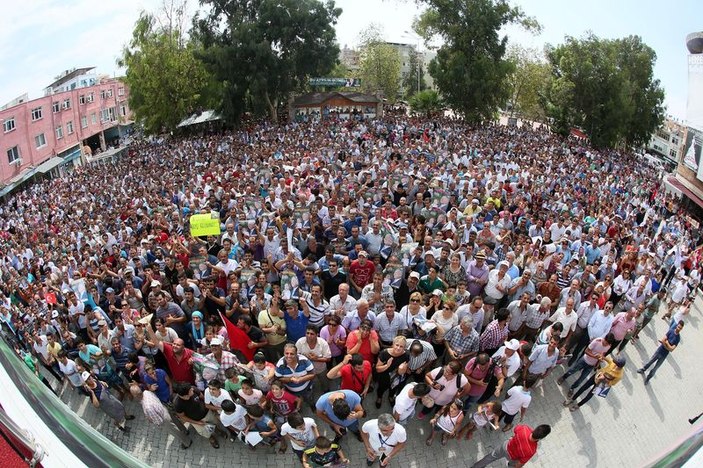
(218, 312), (255, 362)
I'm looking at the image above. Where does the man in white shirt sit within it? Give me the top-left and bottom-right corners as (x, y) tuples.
(392, 382), (431, 424)
(548, 298), (578, 342)
(329, 284), (358, 320)
(296, 325), (332, 393)
(361, 413), (407, 466)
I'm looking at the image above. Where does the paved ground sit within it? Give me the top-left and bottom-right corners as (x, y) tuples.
(53, 295), (703, 467)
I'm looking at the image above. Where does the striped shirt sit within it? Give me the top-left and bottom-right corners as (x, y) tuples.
(404, 339), (437, 372)
(304, 296), (330, 326)
(275, 355), (314, 392)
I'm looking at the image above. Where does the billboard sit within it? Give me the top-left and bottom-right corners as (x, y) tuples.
(685, 127), (703, 180)
(688, 54), (703, 132)
(309, 77), (361, 87)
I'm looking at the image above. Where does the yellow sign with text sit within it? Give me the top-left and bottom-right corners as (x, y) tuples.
(190, 213), (221, 237)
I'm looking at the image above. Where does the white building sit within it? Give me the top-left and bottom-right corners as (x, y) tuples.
(647, 117), (687, 165)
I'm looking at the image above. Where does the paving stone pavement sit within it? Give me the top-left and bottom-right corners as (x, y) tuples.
(52, 295), (703, 467)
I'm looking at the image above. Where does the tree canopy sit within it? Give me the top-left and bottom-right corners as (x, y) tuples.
(545, 34), (665, 148)
(416, 0), (538, 124)
(118, 9), (214, 134)
(357, 25), (402, 102)
(408, 89), (442, 117)
(194, 0), (341, 122)
(505, 45), (550, 122)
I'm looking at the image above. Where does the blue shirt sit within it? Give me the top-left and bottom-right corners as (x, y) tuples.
(657, 326), (681, 355)
(315, 390), (362, 427)
(275, 355), (314, 393)
(284, 311), (309, 343)
(143, 368), (171, 403)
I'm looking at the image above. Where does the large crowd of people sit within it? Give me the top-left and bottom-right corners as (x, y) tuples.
(1, 114), (700, 467)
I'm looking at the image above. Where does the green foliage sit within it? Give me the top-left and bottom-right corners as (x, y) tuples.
(417, 0), (536, 124)
(401, 49), (427, 98)
(545, 34), (665, 148)
(357, 25), (401, 102)
(194, 0), (341, 123)
(505, 44), (550, 122)
(408, 89), (442, 116)
(119, 12), (214, 134)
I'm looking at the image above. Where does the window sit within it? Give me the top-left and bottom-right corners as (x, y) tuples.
(52, 102), (60, 113)
(35, 133), (46, 148)
(66, 121), (74, 135)
(62, 99), (71, 110)
(81, 116), (88, 128)
(7, 146), (20, 164)
(79, 94), (86, 105)
(100, 90), (107, 99)
(118, 87), (125, 96)
(31, 107), (43, 121)
(107, 89), (113, 98)
(91, 113), (97, 124)
(3, 118), (15, 133)
(56, 125), (63, 139)
(108, 107), (116, 121)
(87, 92), (94, 103)
(671, 136), (679, 145)
(120, 105), (127, 117)
(670, 149), (677, 158)
(100, 108), (110, 122)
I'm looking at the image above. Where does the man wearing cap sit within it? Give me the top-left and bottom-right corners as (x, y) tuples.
(349, 251), (375, 299)
(478, 339), (523, 403)
(206, 337), (241, 382)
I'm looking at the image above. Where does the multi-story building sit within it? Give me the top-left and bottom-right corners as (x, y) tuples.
(0, 69), (131, 196)
(647, 117), (687, 164)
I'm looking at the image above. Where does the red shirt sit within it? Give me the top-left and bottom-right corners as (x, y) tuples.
(507, 425), (538, 464)
(265, 390), (299, 416)
(339, 361), (372, 394)
(162, 342), (195, 384)
(345, 330), (379, 364)
(349, 260), (376, 289)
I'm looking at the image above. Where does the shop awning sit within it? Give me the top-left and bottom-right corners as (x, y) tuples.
(666, 175), (703, 209)
(35, 157), (64, 174)
(0, 168), (35, 197)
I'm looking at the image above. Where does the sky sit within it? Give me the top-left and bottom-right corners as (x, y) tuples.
(0, 0), (699, 123)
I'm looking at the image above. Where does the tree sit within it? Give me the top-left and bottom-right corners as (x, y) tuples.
(505, 44), (550, 122)
(408, 89), (442, 117)
(401, 48), (427, 98)
(357, 25), (401, 102)
(415, 0), (539, 124)
(194, 0), (341, 123)
(545, 34), (665, 148)
(119, 6), (214, 134)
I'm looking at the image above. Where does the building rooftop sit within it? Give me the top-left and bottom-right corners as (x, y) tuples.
(45, 67), (95, 91)
(293, 91), (380, 106)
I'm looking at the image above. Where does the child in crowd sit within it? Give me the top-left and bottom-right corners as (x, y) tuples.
(458, 401), (502, 440)
(426, 399), (465, 446)
(302, 436), (349, 467)
(238, 378), (264, 406)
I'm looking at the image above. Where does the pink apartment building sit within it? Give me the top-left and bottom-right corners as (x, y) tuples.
(0, 67), (132, 196)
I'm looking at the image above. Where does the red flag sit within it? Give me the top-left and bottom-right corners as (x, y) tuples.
(218, 312), (255, 362)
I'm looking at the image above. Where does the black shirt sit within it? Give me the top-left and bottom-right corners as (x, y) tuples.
(174, 393), (208, 421)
